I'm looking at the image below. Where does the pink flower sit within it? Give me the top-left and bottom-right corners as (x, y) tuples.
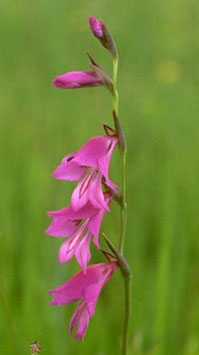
(53, 135), (118, 211)
(53, 71), (102, 89)
(89, 17), (103, 39)
(49, 262), (118, 339)
(45, 194), (112, 272)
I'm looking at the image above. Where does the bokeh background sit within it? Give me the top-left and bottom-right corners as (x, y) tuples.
(1, 0), (199, 354)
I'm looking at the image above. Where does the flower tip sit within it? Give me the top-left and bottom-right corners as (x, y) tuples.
(46, 210), (53, 217)
(52, 78), (58, 88)
(88, 16), (95, 23)
(89, 16), (103, 38)
(50, 300), (57, 306)
(52, 76), (64, 89)
(44, 227), (49, 235)
(74, 333), (84, 341)
(52, 169), (60, 179)
(53, 75), (79, 89)
(58, 254), (65, 264)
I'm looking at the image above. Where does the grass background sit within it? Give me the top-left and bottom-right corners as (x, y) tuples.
(0, 0), (199, 354)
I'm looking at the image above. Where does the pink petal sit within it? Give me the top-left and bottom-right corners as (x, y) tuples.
(88, 173), (109, 211)
(97, 137), (118, 188)
(58, 238), (76, 264)
(45, 207), (78, 237)
(85, 263), (118, 316)
(69, 300), (85, 333)
(69, 300), (90, 340)
(58, 221), (88, 263)
(74, 307), (90, 340)
(53, 153), (86, 181)
(74, 136), (113, 168)
(48, 202), (98, 220)
(71, 171), (94, 211)
(68, 201), (98, 220)
(75, 232), (91, 273)
(88, 209), (105, 247)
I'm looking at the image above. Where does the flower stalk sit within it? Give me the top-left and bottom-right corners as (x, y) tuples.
(49, 16), (132, 354)
(112, 57), (119, 115)
(111, 50), (131, 355)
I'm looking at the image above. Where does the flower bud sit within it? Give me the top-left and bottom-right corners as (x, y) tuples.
(89, 16), (103, 39)
(53, 71), (102, 89)
(89, 16), (118, 58)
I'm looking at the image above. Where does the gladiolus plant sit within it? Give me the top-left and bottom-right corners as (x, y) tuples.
(46, 16), (131, 355)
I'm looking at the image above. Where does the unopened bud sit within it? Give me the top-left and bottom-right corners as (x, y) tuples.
(89, 16), (118, 58)
(53, 71), (102, 89)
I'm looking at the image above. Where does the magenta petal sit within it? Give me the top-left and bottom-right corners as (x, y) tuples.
(68, 201), (98, 220)
(88, 209), (105, 247)
(59, 221), (89, 263)
(45, 207), (78, 237)
(88, 192), (112, 247)
(88, 173), (109, 211)
(49, 266), (97, 305)
(85, 263), (118, 316)
(59, 238), (76, 264)
(47, 207), (70, 217)
(74, 307), (90, 340)
(69, 300), (85, 333)
(71, 172), (93, 211)
(75, 232), (91, 273)
(49, 263), (115, 305)
(74, 136), (113, 168)
(53, 153), (86, 181)
(97, 137), (118, 188)
(53, 71), (102, 89)
(69, 301), (90, 340)
(48, 202), (97, 221)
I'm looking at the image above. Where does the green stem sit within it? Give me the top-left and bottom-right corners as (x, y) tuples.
(119, 151), (127, 255)
(112, 54), (131, 355)
(112, 57), (119, 115)
(122, 276), (131, 355)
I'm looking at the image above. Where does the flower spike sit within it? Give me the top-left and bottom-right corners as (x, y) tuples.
(47, 16), (131, 352)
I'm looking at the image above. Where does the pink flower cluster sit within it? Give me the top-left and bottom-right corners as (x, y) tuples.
(46, 17), (118, 340)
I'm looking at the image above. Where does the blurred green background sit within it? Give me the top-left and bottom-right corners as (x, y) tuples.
(1, 0), (199, 354)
